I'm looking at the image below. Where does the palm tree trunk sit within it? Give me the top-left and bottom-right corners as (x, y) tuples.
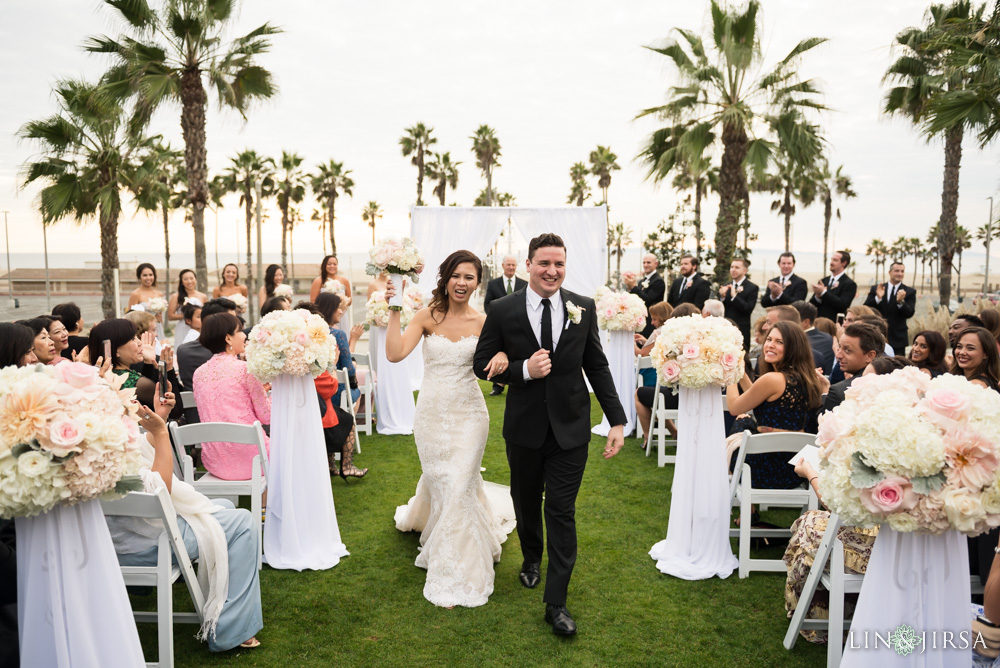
(416, 153), (424, 206)
(328, 197), (337, 256)
(938, 125), (963, 308)
(715, 123), (749, 284)
(742, 190), (751, 253)
(280, 197), (289, 275)
(822, 195), (833, 270)
(576, 191), (583, 206)
(99, 205), (119, 319)
(486, 166), (493, 207)
(783, 186), (793, 252)
(694, 179), (703, 257)
(162, 202), (171, 307)
(604, 186), (611, 284)
(957, 250), (964, 302)
(179, 69), (209, 293)
(289, 223), (295, 293)
(244, 187), (253, 300)
(438, 179), (446, 206)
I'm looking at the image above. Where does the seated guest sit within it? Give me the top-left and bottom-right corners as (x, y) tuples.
(979, 307), (1000, 351)
(791, 300), (835, 375)
(192, 313), (271, 481)
(634, 304), (701, 440)
(813, 317), (844, 383)
(907, 330), (949, 377)
(88, 319), (168, 408)
(245, 296), (291, 338)
(701, 299), (724, 318)
(32, 315), (69, 364)
(762, 305), (828, 373)
(314, 293), (360, 406)
(179, 303), (203, 345)
(948, 313), (986, 347)
(749, 316), (767, 363)
(823, 323), (885, 412)
(177, 297), (237, 389)
(952, 326), (1000, 392)
(106, 390), (262, 651)
(52, 302), (88, 359)
(15, 317), (57, 365)
(633, 301), (673, 387)
(856, 313), (894, 356)
(725, 320), (826, 489)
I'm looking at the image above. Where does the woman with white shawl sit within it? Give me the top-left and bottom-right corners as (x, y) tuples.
(104, 380), (263, 650)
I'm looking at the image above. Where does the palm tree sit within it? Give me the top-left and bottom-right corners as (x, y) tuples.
(208, 173), (227, 274)
(470, 125), (501, 206)
(20, 79), (150, 317)
(639, 0), (826, 283)
(608, 223), (633, 289)
(311, 160), (354, 255)
(956, 224), (973, 301)
(311, 208), (326, 255)
(589, 145), (620, 280)
(133, 140), (185, 295)
(88, 0), (281, 293)
(567, 162), (591, 206)
(806, 159), (857, 268)
(908, 236), (923, 281)
(400, 123), (437, 206)
(223, 150), (274, 300)
(927, 223), (941, 289)
(425, 152), (460, 206)
(475, 190), (516, 207)
(362, 201), (383, 244)
(883, 1), (984, 307)
(276, 151), (306, 274)
(866, 238), (889, 284)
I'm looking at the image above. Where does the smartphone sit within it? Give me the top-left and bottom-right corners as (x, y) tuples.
(102, 339), (112, 362)
(836, 313), (845, 325)
(157, 361), (167, 402)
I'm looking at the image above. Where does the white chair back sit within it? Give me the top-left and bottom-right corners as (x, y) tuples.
(352, 352), (374, 435)
(335, 367), (359, 454)
(179, 391), (196, 410)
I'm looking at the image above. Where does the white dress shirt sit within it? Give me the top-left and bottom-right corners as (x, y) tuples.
(522, 286), (564, 381)
(875, 281), (902, 306)
(819, 271), (847, 298)
(728, 277), (745, 300)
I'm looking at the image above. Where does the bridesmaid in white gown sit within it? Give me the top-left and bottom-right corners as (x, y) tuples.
(385, 250), (516, 608)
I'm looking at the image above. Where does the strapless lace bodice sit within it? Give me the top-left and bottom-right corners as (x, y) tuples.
(420, 334), (480, 387)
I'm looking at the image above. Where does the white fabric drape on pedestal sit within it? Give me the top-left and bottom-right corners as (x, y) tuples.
(369, 325), (380, 375)
(373, 326), (416, 435)
(411, 208), (510, 299)
(263, 372), (349, 570)
(592, 330), (636, 436)
(841, 528), (969, 667)
(649, 386), (737, 580)
(406, 336), (424, 392)
(16, 500), (145, 668)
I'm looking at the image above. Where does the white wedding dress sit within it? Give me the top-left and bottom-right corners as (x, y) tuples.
(394, 334), (516, 608)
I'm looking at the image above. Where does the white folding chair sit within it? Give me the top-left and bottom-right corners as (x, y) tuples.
(645, 373), (679, 467)
(336, 367), (359, 454)
(179, 391), (196, 410)
(351, 352), (374, 436)
(728, 430), (819, 578)
(168, 421), (268, 570)
(101, 489), (205, 668)
(635, 356), (653, 440)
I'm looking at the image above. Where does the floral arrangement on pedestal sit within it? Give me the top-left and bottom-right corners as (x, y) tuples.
(321, 278), (346, 296)
(229, 294), (248, 313)
(246, 309), (338, 383)
(594, 287), (647, 332)
(817, 368), (1000, 535)
(0, 363), (144, 519)
(649, 314), (745, 391)
(366, 291), (414, 328)
(273, 284), (293, 300)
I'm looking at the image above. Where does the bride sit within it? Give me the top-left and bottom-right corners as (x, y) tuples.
(385, 250), (516, 608)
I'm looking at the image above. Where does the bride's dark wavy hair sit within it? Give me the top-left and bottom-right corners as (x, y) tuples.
(427, 250), (482, 322)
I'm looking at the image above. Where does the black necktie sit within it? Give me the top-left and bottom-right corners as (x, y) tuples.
(828, 276), (834, 288)
(540, 298), (553, 351)
(888, 284), (895, 302)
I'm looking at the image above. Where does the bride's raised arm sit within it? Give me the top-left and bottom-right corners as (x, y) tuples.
(384, 279), (429, 363)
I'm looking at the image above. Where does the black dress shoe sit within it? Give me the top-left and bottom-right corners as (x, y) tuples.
(545, 604), (577, 636)
(518, 562), (540, 589)
(489, 386), (505, 396)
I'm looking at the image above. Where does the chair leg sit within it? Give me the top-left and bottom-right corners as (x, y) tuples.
(158, 540), (174, 668)
(252, 463), (263, 572)
(828, 543), (846, 668)
(739, 476), (751, 579)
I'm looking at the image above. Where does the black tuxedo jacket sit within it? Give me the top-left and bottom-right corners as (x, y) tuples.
(722, 279), (759, 349)
(474, 288), (626, 449)
(760, 274), (808, 307)
(863, 282), (916, 354)
(667, 273), (711, 310)
(823, 376), (858, 413)
(810, 274), (858, 322)
(806, 328), (836, 375)
(484, 275), (527, 312)
(630, 272), (666, 336)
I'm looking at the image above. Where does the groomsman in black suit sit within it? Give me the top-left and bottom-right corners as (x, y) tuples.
(483, 255), (528, 396)
(863, 261), (916, 355)
(623, 253), (666, 337)
(760, 252), (808, 307)
(719, 257), (759, 351)
(667, 255), (710, 310)
(810, 250), (858, 322)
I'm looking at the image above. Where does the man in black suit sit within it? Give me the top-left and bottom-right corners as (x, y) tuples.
(483, 255), (528, 395)
(719, 257), (759, 351)
(810, 250), (858, 322)
(791, 300), (835, 375)
(863, 261), (916, 355)
(667, 254), (710, 310)
(760, 252), (808, 307)
(474, 233), (625, 637)
(823, 323), (884, 412)
(624, 253), (666, 337)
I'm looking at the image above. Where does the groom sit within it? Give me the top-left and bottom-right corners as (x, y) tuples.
(474, 233), (626, 636)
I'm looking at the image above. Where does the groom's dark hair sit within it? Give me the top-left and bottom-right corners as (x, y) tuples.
(527, 233), (566, 260)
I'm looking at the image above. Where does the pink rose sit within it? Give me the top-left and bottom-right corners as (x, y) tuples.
(719, 352), (738, 369)
(54, 362), (101, 389)
(662, 361), (681, 383)
(295, 331), (310, 346)
(255, 328), (271, 343)
(121, 414), (140, 443)
(859, 476), (918, 516)
(44, 416), (85, 456)
(682, 343), (700, 359)
(921, 389), (971, 421)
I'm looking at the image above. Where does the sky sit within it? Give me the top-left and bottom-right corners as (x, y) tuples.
(1, 0), (998, 275)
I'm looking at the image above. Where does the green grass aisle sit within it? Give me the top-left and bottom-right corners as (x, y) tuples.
(139, 381), (827, 667)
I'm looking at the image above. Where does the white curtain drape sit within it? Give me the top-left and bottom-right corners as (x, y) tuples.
(592, 330), (636, 436)
(511, 206), (606, 298)
(263, 372), (349, 570)
(373, 326), (416, 435)
(17, 500), (145, 668)
(410, 207), (510, 297)
(649, 387), (737, 580)
(841, 528), (970, 667)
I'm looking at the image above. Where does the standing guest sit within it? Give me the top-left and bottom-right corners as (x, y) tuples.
(367, 271), (388, 298)
(176, 298), (238, 389)
(720, 257), (759, 350)
(259, 264), (285, 308)
(978, 308), (1000, 350)
(666, 254), (710, 310)
(484, 255), (528, 396)
(907, 330), (949, 377)
(810, 250), (857, 322)
(168, 269), (208, 345)
(823, 323), (884, 412)
(52, 302), (88, 359)
(761, 252), (808, 307)
(314, 292), (361, 407)
(127, 262), (165, 339)
(213, 263), (248, 300)
(951, 327), (1000, 391)
(15, 318), (57, 365)
(863, 261), (916, 355)
(791, 301), (835, 375)
(309, 254), (354, 307)
(192, 313), (271, 481)
(624, 253), (666, 338)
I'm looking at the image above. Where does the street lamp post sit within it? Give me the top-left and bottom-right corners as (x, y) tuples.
(2, 211), (11, 306)
(987, 197), (995, 296)
(254, 178), (263, 326)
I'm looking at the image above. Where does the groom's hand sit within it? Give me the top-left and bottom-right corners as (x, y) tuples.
(526, 349), (551, 379)
(603, 425), (625, 459)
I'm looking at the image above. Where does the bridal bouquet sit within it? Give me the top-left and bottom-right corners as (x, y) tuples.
(229, 294), (248, 313)
(366, 291), (414, 328)
(246, 309), (338, 383)
(146, 297), (168, 314)
(649, 315), (745, 391)
(366, 236), (424, 282)
(321, 278), (346, 296)
(273, 284), (293, 300)
(0, 363), (144, 519)
(817, 368), (1000, 535)
(595, 289), (647, 332)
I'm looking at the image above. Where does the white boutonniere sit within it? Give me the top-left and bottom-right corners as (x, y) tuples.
(565, 301), (584, 325)
(831, 281), (840, 289)
(641, 278), (650, 290)
(735, 286), (743, 294)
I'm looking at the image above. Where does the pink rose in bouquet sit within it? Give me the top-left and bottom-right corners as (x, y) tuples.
(859, 477), (918, 516)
